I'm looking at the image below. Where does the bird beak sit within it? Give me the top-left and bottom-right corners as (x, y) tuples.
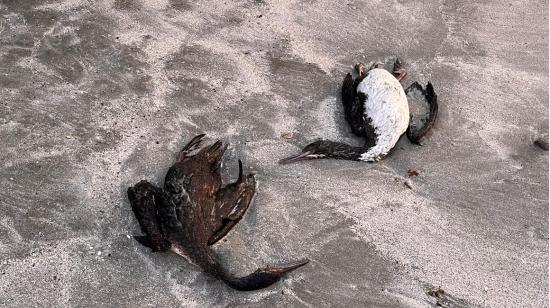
(278, 150), (315, 164)
(264, 258), (310, 276)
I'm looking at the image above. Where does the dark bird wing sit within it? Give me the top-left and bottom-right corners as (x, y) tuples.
(127, 180), (184, 252)
(208, 160), (257, 245)
(341, 73), (367, 137)
(405, 82), (438, 144)
(341, 73), (377, 147)
(127, 177), (214, 270)
(176, 133), (206, 162)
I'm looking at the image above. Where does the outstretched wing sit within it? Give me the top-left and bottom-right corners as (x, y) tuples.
(127, 180), (183, 251)
(342, 73), (365, 135)
(405, 82), (438, 144)
(207, 160), (256, 245)
(176, 133), (206, 162)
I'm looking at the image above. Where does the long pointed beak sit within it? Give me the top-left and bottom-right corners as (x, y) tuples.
(278, 151), (314, 164)
(264, 258), (310, 276)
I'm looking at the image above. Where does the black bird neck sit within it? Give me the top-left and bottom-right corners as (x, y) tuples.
(218, 269), (282, 291)
(322, 141), (367, 161)
(207, 258), (308, 291)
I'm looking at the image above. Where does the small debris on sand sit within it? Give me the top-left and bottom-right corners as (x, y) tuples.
(403, 179), (413, 190)
(534, 134), (549, 151)
(428, 286), (446, 307)
(281, 132), (294, 139)
(428, 286), (445, 298)
(407, 169), (420, 177)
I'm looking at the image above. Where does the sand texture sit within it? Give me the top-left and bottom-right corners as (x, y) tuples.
(0, 1), (548, 307)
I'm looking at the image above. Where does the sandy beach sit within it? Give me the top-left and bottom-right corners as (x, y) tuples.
(0, 1), (548, 307)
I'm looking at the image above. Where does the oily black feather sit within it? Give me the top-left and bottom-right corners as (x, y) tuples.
(405, 81), (439, 144)
(127, 181), (171, 252)
(342, 73), (367, 136)
(341, 74), (378, 147)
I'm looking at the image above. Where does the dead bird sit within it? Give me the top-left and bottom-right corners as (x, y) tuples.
(128, 134), (309, 291)
(280, 59), (438, 164)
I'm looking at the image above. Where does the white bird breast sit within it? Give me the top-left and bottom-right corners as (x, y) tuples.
(356, 68), (409, 162)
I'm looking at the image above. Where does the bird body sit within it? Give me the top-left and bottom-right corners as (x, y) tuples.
(128, 135), (308, 291)
(279, 59), (438, 164)
(356, 68), (409, 162)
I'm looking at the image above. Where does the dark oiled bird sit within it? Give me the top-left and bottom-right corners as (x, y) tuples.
(128, 134), (308, 291)
(280, 59), (438, 164)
